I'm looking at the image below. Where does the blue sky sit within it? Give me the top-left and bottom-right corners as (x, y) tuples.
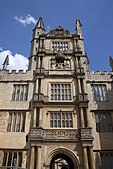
(0, 0), (113, 71)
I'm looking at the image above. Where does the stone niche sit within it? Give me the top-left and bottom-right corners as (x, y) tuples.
(50, 53), (70, 70)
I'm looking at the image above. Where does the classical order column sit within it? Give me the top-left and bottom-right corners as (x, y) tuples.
(89, 146), (95, 169)
(82, 78), (86, 92)
(76, 56), (79, 67)
(35, 78), (39, 93)
(80, 107), (85, 128)
(36, 146), (41, 169)
(30, 146), (35, 169)
(39, 108), (42, 127)
(83, 146), (89, 169)
(85, 108), (90, 127)
(33, 108), (37, 127)
(78, 79), (82, 93)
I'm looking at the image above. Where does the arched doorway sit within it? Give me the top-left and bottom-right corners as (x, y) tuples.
(50, 153), (74, 169)
(45, 147), (79, 169)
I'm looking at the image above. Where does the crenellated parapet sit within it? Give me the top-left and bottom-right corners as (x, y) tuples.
(86, 70), (113, 82)
(0, 69), (33, 82)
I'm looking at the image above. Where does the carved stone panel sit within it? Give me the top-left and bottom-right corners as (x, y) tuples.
(80, 128), (94, 140)
(30, 128), (78, 141)
(47, 26), (70, 37)
(50, 54), (70, 70)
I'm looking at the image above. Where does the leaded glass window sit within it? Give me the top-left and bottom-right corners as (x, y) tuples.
(91, 84), (107, 101)
(51, 83), (71, 101)
(50, 112), (73, 128)
(95, 112), (113, 132)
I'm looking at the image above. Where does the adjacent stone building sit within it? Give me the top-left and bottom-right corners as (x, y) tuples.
(0, 17), (113, 169)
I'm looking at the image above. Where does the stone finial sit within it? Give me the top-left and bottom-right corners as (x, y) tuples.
(109, 56), (113, 71)
(76, 19), (82, 38)
(2, 55), (9, 70)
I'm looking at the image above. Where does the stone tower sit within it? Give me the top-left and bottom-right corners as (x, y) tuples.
(0, 17), (113, 169)
(28, 17), (94, 169)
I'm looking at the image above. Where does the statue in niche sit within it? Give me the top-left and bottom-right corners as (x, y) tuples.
(64, 59), (70, 69)
(50, 54), (70, 70)
(50, 57), (56, 69)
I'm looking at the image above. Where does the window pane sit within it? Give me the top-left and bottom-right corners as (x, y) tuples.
(2, 152), (23, 168)
(2, 152), (7, 166)
(51, 83), (71, 101)
(91, 84), (107, 102)
(18, 153), (22, 167)
(7, 112), (26, 132)
(100, 152), (113, 169)
(50, 113), (53, 119)
(21, 113), (26, 132)
(54, 120), (57, 127)
(12, 84), (29, 101)
(50, 112), (73, 128)
(58, 120), (61, 127)
(12, 153), (17, 166)
(50, 120), (53, 127)
(95, 112), (113, 132)
(7, 153), (12, 166)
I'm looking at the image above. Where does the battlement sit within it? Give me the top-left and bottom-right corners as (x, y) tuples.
(86, 70), (113, 82)
(0, 69), (29, 74)
(0, 69), (33, 82)
(88, 70), (113, 75)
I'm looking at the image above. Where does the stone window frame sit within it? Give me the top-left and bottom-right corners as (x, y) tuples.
(52, 41), (68, 52)
(91, 84), (107, 102)
(49, 111), (73, 128)
(50, 83), (72, 101)
(12, 84), (29, 101)
(2, 151), (23, 168)
(7, 111), (26, 132)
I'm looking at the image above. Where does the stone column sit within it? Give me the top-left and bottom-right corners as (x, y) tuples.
(36, 78), (39, 93)
(30, 146), (35, 169)
(38, 57), (41, 68)
(36, 146), (41, 169)
(80, 108), (84, 128)
(86, 108), (90, 127)
(39, 108), (42, 127)
(89, 146), (95, 169)
(76, 56), (79, 67)
(83, 146), (89, 169)
(33, 108), (37, 127)
(78, 79), (82, 93)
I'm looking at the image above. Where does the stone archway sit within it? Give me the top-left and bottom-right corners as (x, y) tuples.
(45, 147), (79, 169)
(50, 153), (74, 169)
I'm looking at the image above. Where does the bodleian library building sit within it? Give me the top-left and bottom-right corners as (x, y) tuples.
(0, 17), (113, 169)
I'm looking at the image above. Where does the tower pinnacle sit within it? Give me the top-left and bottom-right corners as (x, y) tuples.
(2, 55), (9, 70)
(76, 19), (82, 38)
(35, 17), (45, 30)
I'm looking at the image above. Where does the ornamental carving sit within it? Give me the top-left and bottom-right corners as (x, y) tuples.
(80, 128), (94, 140)
(47, 26), (70, 37)
(50, 53), (70, 70)
(30, 128), (78, 140)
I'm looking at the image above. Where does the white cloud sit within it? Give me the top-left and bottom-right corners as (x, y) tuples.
(14, 14), (37, 26)
(0, 50), (29, 70)
(0, 47), (3, 51)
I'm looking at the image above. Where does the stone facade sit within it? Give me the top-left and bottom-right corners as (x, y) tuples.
(0, 17), (113, 169)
